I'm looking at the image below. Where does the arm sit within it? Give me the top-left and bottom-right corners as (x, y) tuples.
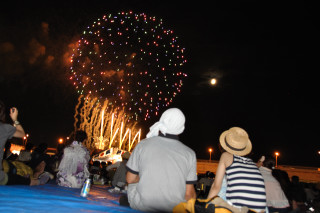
(207, 152), (232, 199)
(10, 107), (25, 138)
(185, 184), (196, 201)
(126, 170), (139, 184)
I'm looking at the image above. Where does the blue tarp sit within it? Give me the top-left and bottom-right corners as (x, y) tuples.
(0, 181), (143, 213)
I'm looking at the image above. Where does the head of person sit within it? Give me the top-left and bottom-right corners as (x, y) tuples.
(25, 142), (34, 151)
(56, 143), (65, 153)
(219, 127), (252, 156)
(92, 161), (100, 167)
(5, 141), (12, 150)
(35, 142), (48, 154)
(74, 130), (87, 143)
(206, 171), (215, 179)
(100, 161), (107, 167)
(122, 151), (131, 160)
(146, 108), (185, 138)
(0, 100), (6, 123)
(291, 175), (300, 184)
(262, 155), (276, 169)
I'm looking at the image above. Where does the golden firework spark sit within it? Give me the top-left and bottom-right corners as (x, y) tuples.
(74, 95), (141, 151)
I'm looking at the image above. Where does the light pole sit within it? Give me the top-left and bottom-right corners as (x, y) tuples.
(209, 148), (213, 161)
(23, 134), (29, 146)
(23, 136), (27, 146)
(275, 152), (280, 167)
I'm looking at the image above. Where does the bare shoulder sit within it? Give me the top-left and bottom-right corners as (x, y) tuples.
(220, 152), (233, 167)
(220, 152), (232, 159)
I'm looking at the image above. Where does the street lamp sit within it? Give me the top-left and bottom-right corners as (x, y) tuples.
(23, 134), (29, 146)
(275, 152), (280, 167)
(58, 138), (64, 144)
(209, 148), (213, 161)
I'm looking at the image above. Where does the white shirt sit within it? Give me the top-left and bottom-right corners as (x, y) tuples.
(259, 166), (290, 209)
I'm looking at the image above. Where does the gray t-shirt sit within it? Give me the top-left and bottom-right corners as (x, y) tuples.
(0, 122), (16, 183)
(126, 135), (197, 212)
(112, 159), (128, 187)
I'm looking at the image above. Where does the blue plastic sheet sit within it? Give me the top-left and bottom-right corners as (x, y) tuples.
(0, 181), (143, 213)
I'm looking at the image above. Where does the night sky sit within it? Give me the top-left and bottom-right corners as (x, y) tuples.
(0, 1), (318, 167)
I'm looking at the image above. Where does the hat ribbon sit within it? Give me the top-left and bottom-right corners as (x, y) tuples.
(225, 138), (246, 151)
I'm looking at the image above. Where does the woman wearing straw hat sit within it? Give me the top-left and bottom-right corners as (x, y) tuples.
(207, 127), (267, 212)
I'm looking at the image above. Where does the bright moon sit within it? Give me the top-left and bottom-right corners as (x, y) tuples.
(210, 78), (217, 85)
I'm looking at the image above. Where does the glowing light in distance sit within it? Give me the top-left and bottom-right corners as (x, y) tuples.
(210, 78), (217, 85)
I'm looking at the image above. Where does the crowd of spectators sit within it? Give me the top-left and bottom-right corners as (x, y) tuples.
(1, 101), (320, 212)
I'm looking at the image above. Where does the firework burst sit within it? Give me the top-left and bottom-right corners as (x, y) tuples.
(69, 11), (187, 121)
(74, 95), (141, 151)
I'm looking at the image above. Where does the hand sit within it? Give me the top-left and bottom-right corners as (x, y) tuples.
(10, 107), (18, 121)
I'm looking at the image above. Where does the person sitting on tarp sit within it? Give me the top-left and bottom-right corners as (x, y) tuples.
(56, 130), (90, 188)
(207, 127), (267, 212)
(18, 142), (34, 163)
(108, 151), (131, 193)
(0, 100), (50, 186)
(196, 171), (215, 198)
(2, 158), (50, 185)
(121, 108), (197, 212)
(28, 142), (52, 178)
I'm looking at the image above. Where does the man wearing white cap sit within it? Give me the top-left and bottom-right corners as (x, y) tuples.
(125, 108), (197, 212)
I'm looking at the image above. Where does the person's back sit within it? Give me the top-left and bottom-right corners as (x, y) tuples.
(127, 134), (196, 212)
(272, 169), (291, 200)
(207, 127), (266, 212)
(28, 143), (49, 169)
(199, 171), (214, 184)
(125, 108), (197, 212)
(226, 154), (266, 211)
(304, 183), (318, 202)
(56, 130), (90, 188)
(289, 175), (307, 211)
(18, 142), (34, 162)
(258, 155), (290, 211)
(110, 151), (131, 190)
(197, 171), (214, 198)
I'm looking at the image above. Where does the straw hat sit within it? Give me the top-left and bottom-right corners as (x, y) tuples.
(219, 127), (252, 156)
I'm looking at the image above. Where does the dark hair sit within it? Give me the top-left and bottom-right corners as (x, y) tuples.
(5, 140), (12, 149)
(291, 175), (300, 184)
(272, 169), (291, 198)
(57, 143), (65, 152)
(34, 142), (48, 154)
(206, 171), (215, 179)
(263, 155), (276, 169)
(0, 100), (6, 122)
(25, 142), (34, 151)
(75, 130), (87, 142)
(93, 161), (100, 167)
